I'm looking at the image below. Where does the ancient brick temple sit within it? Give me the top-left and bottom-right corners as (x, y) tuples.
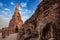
(18, 0), (60, 40)
(8, 3), (23, 34)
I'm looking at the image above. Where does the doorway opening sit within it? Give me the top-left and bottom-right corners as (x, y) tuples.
(15, 26), (18, 33)
(41, 23), (51, 40)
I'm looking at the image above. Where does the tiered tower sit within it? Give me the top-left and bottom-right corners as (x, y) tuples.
(8, 3), (23, 34)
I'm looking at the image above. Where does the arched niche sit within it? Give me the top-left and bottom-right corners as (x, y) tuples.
(40, 22), (56, 40)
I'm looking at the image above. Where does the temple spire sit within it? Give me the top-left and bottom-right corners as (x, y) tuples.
(8, 2), (23, 34)
(15, 3), (19, 10)
(14, 3), (20, 16)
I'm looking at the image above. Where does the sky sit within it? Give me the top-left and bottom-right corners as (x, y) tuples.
(0, 0), (42, 28)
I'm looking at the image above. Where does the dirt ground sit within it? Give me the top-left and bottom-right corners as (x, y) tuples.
(0, 33), (18, 40)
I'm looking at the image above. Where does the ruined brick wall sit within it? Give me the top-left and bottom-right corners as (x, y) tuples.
(18, 0), (60, 40)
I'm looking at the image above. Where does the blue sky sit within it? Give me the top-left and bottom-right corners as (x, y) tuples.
(0, 0), (42, 28)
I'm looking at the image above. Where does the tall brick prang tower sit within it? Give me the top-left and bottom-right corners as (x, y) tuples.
(8, 3), (23, 34)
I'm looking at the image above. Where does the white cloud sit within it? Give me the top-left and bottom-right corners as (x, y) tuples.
(10, 2), (14, 5)
(4, 8), (10, 11)
(1, 9), (12, 18)
(25, 9), (31, 13)
(0, 2), (3, 7)
(20, 8), (31, 14)
(0, 15), (10, 29)
(21, 16), (29, 22)
(20, 2), (27, 7)
(1, 11), (8, 16)
(1, 11), (6, 13)
(19, 7), (33, 22)
(19, 7), (22, 11)
(32, 11), (35, 14)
